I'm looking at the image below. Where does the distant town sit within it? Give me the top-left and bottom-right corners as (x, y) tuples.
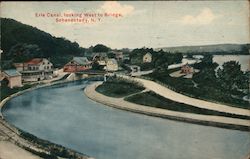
(0, 46), (200, 89)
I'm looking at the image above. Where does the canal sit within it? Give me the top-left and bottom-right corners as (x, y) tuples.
(2, 80), (250, 159)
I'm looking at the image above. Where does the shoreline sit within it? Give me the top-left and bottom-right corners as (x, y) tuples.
(84, 82), (250, 131)
(0, 77), (98, 159)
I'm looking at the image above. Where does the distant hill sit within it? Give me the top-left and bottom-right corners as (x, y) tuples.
(155, 44), (250, 54)
(1, 18), (86, 68)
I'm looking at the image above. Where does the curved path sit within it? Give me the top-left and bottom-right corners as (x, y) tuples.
(84, 82), (250, 128)
(118, 75), (250, 117)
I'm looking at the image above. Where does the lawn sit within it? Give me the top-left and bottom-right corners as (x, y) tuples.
(96, 77), (145, 98)
(145, 69), (250, 109)
(1, 84), (35, 100)
(125, 91), (250, 120)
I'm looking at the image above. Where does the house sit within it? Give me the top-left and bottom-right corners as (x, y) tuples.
(143, 52), (152, 63)
(14, 58), (54, 82)
(63, 57), (92, 72)
(105, 58), (118, 72)
(92, 53), (108, 66)
(181, 64), (194, 74)
(2, 69), (22, 88)
(92, 52), (108, 61)
(170, 64), (199, 79)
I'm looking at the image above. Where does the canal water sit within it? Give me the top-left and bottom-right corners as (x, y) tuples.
(168, 55), (249, 71)
(2, 80), (250, 159)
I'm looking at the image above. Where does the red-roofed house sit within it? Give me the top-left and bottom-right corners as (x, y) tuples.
(14, 58), (53, 82)
(63, 57), (92, 72)
(181, 64), (194, 74)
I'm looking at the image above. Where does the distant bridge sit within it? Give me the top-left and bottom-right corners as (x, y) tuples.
(75, 70), (107, 75)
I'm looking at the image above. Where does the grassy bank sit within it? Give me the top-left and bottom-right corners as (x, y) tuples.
(0, 84), (36, 101)
(96, 77), (144, 97)
(125, 91), (250, 120)
(145, 69), (250, 110)
(20, 130), (88, 159)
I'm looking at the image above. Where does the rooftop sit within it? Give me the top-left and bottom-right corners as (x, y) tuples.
(107, 58), (118, 64)
(4, 69), (21, 77)
(73, 57), (90, 65)
(25, 58), (43, 65)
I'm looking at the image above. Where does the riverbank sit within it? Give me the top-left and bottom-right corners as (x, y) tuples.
(0, 76), (99, 159)
(84, 82), (250, 131)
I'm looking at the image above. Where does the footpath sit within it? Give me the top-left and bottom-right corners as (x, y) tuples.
(119, 75), (250, 117)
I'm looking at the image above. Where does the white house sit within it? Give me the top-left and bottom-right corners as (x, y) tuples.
(92, 53), (108, 66)
(2, 69), (22, 88)
(14, 58), (53, 82)
(105, 58), (118, 72)
(143, 52), (152, 63)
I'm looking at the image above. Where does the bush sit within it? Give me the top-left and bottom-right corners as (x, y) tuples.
(0, 83), (34, 100)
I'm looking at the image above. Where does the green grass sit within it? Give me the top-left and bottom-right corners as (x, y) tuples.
(125, 91), (250, 120)
(145, 70), (250, 110)
(0, 84), (35, 100)
(20, 130), (85, 159)
(96, 77), (144, 98)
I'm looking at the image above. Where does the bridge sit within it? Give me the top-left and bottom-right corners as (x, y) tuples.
(75, 70), (107, 75)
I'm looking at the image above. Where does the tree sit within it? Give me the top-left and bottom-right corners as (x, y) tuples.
(1, 18), (86, 68)
(7, 43), (44, 62)
(194, 54), (218, 69)
(91, 61), (104, 70)
(193, 67), (218, 87)
(186, 54), (193, 59)
(107, 52), (115, 58)
(174, 53), (183, 64)
(203, 54), (213, 65)
(92, 44), (110, 52)
(217, 61), (247, 91)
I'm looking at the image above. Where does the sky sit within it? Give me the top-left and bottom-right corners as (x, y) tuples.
(1, 1), (249, 49)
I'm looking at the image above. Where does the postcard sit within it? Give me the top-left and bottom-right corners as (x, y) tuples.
(0, 1), (249, 159)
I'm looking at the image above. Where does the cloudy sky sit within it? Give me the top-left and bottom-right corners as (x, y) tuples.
(1, 1), (249, 49)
